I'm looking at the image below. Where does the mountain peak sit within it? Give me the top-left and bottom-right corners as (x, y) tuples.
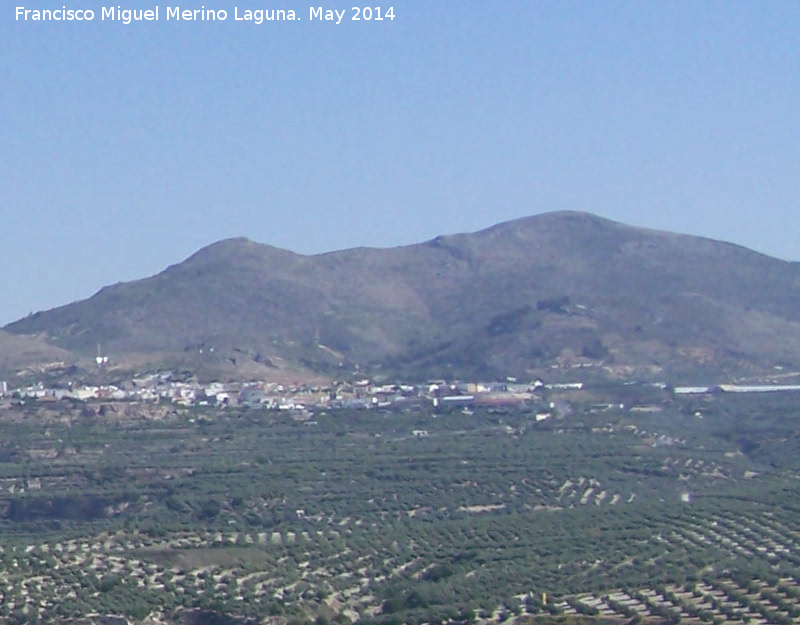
(179, 236), (298, 269)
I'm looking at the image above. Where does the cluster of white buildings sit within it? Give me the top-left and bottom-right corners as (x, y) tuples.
(673, 384), (800, 395)
(0, 372), (558, 413)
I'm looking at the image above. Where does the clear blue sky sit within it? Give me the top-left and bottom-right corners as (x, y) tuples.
(2, 1), (799, 324)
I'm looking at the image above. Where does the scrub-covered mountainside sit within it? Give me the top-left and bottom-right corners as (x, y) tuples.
(0, 329), (75, 378)
(6, 211), (800, 381)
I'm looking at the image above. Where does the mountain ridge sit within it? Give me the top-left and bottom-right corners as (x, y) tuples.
(6, 211), (800, 381)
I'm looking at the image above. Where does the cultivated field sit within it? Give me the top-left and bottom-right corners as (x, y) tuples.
(0, 391), (797, 624)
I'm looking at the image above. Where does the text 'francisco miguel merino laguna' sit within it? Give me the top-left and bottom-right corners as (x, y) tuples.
(15, 6), (396, 24)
